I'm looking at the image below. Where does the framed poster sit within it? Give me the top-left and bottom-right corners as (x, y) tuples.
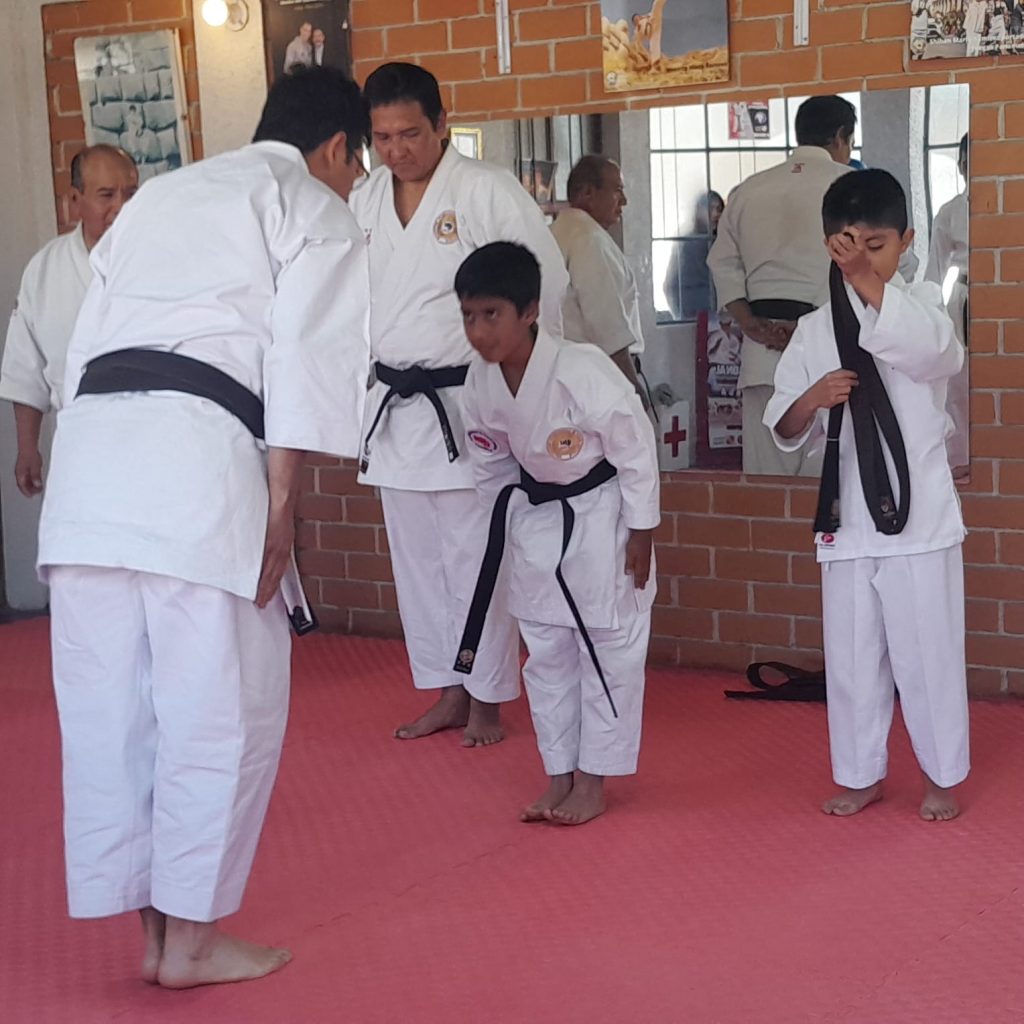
(694, 311), (743, 470)
(601, 0), (729, 93)
(262, 0), (352, 83)
(911, 0), (1024, 60)
(74, 30), (190, 183)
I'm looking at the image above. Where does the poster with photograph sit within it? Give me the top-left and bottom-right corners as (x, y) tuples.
(728, 101), (770, 140)
(705, 314), (743, 450)
(519, 160), (558, 204)
(911, 0), (1024, 60)
(262, 0), (352, 83)
(601, 0), (729, 93)
(74, 30), (190, 183)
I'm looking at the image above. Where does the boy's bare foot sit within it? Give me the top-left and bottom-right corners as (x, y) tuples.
(463, 697), (504, 747)
(394, 685), (469, 739)
(822, 782), (883, 816)
(920, 775), (960, 821)
(157, 919), (292, 989)
(140, 907), (166, 984)
(521, 773), (573, 822)
(546, 771), (606, 826)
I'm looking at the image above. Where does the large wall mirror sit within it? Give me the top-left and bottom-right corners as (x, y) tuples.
(458, 84), (971, 480)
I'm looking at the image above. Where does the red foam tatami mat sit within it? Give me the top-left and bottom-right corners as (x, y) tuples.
(1, 617), (1022, 1023)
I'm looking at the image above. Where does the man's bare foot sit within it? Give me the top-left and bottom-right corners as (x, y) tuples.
(139, 907), (166, 984)
(394, 686), (469, 740)
(546, 771), (606, 826)
(157, 918), (292, 989)
(521, 773), (573, 822)
(920, 775), (960, 821)
(822, 782), (883, 816)
(463, 697), (504, 747)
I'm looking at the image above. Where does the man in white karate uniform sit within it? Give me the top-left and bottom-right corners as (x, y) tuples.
(0, 145), (137, 498)
(765, 170), (968, 822)
(37, 67), (371, 989)
(708, 95), (856, 477)
(925, 133), (970, 478)
(550, 155), (648, 405)
(350, 63), (569, 745)
(964, 0), (989, 55)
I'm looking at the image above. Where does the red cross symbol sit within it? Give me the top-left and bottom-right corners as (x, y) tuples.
(663, 415), (687, 457)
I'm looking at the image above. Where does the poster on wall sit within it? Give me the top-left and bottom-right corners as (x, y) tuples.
(728, 101), (770, 140)
(600, 0), (729, 93)
(261, 0), (352, 84)
(693, 311), (742, 469)
(74, 30), (190, 183)
(910, 0), (1024, 59)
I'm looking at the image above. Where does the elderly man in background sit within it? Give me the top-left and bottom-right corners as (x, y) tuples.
(0, 144), (138, 497)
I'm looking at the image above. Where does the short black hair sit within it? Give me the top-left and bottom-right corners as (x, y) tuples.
(566, 155), (618, 201)
(822, 168), (908, 236)
(70, 144), (136, 191)
(253, 65), (369, 159)
(795, 95), (857, 148)
(363, 62), (444, 128)
(454, 242), (541, 314)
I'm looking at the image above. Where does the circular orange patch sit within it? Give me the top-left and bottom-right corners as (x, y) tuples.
(545, 427), (584, 460)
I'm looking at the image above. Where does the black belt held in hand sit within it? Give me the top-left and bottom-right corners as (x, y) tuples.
(454, 458), (620, 717)
(812, 263), (911, 537)
(360, 361), (469, 472)
(76, 348), (265, 439)
(748, 299), (816, 321)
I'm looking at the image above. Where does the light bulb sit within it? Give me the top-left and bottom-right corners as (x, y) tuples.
(201, 0), (229, 27)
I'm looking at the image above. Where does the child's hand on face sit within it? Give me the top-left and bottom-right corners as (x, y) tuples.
(827, 227), (874, 283)
(809, 369), (858, 410)
(625, 529), (654, 589)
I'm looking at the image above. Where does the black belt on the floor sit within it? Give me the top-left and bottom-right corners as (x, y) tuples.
(748, 299), (816, 321)
(360, 361), (469, 472)
(812, 262), (910, 537)
(454, 459), (620, 717)
(77, 348), (265, 439)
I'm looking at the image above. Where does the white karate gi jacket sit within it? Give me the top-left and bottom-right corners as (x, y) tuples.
(925, 193), (969, 286)
(549, 207), (644, 357)
(349, 144), (569, 491)
(0, 224), (92, 412)
(38, 141), (370, 599)
(763, 276), (966, 563)
(707, 146), (852, 388)
(461, 330), (660, 630)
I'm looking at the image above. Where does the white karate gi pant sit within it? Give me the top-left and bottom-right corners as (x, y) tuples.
(49, 565), (290, 922)
(519, 604), (649, 777)
(380, 487), (520, 703)
(820, 545), (970, 790)
(742, 385), (823, 478)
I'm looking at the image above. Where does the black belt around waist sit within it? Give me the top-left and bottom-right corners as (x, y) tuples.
(748, 299), (816, 321)
(76, 348), (265, 439)
(360, 361), (469, 472)
(454, 458), (620, 716)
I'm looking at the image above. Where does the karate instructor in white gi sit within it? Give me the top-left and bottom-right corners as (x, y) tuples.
(350, 62), (568, 746)
(707, 94), (856, 477)
(0, 145), (137, 497)
(37, 67), (371, 989)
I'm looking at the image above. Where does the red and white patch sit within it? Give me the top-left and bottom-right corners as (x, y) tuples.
(468, 430), (498, 453)
(817, 532), (836, 547)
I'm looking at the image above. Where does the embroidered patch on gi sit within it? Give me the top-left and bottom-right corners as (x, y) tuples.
(434, 210), (459, 244)
(791, 163), (804, 173)
(363, 228), (373, 245)
(468, 430), (498, 453)
(546, 427), (584, 460)
(816, 532), (836, 547)
(457, 649), (475, 669)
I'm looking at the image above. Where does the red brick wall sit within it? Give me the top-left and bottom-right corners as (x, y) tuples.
(43, 0), (204, 232)
(301, 0), (1024, 696)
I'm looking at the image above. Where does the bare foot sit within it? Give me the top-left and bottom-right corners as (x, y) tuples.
(822, 782), (883, 817)
(920, 775), (960, 821)
(462, 697), (504, 747)
(394, 686), (469, 740)
(521, 773), (573, 822)
(157, 919), (292, 990)
(139, 907), (166, 984)
(546, 771), (606, 826)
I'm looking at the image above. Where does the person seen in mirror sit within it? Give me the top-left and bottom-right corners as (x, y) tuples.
(764, 170), (968, 823)
(707, 94), (857, 477)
